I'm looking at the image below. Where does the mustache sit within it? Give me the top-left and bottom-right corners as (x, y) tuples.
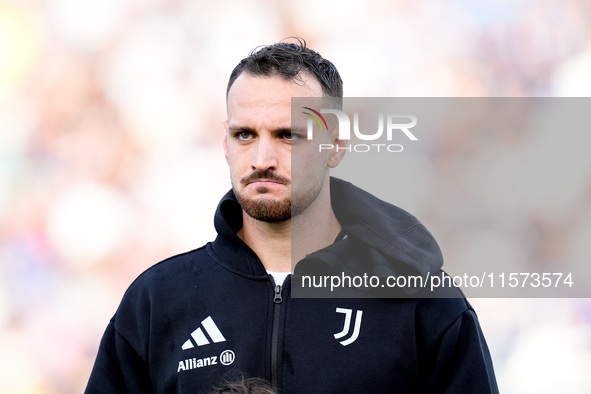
(240, 169), (291, 186)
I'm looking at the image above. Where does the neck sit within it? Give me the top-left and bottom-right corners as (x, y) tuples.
(237, 179), (341, 272)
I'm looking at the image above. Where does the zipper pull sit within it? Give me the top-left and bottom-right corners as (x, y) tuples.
(273, 285), (283, 304)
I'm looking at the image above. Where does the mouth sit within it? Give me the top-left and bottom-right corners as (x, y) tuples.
(248, 180), (284, 187)
(240, 170), (291, 188)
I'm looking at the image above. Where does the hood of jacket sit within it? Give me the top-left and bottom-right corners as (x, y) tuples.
(210, 177), (443, 292)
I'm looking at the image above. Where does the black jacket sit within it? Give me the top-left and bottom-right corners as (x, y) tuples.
(86, 178), (498, 393)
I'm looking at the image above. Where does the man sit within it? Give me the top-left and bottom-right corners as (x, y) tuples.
(86, 39), (498, 393)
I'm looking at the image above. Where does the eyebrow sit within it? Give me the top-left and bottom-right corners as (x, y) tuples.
(228, 126), (255, 133)
(228, 126), (307, 134)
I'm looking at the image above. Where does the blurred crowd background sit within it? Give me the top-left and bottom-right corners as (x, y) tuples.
(1, 0), (591, 392)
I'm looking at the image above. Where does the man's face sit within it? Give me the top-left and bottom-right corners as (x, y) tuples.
(224, 73), (330, 222)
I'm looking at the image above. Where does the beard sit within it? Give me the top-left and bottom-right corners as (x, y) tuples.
(235, 192), (292, 223)
(233, 169), (324, 223)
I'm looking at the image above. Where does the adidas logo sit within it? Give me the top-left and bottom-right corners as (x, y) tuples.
(181, 316), (226, 350)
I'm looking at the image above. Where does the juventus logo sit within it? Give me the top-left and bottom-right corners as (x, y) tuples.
(334, 308), (363, 346)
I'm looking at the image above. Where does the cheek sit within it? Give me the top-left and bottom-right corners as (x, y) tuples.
(292, 148), (328, 182)
(225, 154), (242, 177)
(303, 144), (329, 164)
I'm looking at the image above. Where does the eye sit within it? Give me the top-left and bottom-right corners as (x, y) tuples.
(235, 131), (253, 141)
(280, 131), (301, 141)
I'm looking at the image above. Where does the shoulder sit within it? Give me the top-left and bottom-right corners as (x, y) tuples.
(125, 245), (214, 295)
(413, 290), (481, 357)
(416, 279), (473, 327)
(111, 245), (220, 326)
(415, 297), (472, 328)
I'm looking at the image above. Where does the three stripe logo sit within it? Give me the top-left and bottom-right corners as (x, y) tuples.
(334, 308), (363, 346)
(181, 316), (226, 350)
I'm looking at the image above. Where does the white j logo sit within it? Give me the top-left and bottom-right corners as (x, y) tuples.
(334, 308), (363, 346)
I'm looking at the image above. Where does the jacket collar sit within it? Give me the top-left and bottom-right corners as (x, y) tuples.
(208, 188), (269, 279)
(208, 178), (443, 284)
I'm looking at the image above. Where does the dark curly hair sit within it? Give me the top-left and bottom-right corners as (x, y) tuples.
(226, 37), (343, 103)
(207, 376), (275, 394)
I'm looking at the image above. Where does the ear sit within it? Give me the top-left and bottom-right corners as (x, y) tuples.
(327, 125), (347, 168)
(223, 120), (229, 162)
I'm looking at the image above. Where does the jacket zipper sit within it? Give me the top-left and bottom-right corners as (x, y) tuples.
(271, 282), (283, 391)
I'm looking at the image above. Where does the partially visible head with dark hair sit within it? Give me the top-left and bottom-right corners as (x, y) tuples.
(226, 38), (342, 106)
(208, 376), (275, 394)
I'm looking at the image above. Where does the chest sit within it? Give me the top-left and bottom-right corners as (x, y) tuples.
(147, 284), (421, 393)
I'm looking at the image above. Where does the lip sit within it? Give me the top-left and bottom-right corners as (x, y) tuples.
(248, 180), (283, 187)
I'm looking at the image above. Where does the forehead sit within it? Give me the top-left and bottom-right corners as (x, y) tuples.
(226, 73), (324, 127)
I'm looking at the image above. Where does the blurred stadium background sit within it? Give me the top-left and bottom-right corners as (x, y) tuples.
(1, 0), (591, 392)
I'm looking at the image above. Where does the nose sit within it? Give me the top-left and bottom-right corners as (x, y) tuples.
(251, 135), (278, 172)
